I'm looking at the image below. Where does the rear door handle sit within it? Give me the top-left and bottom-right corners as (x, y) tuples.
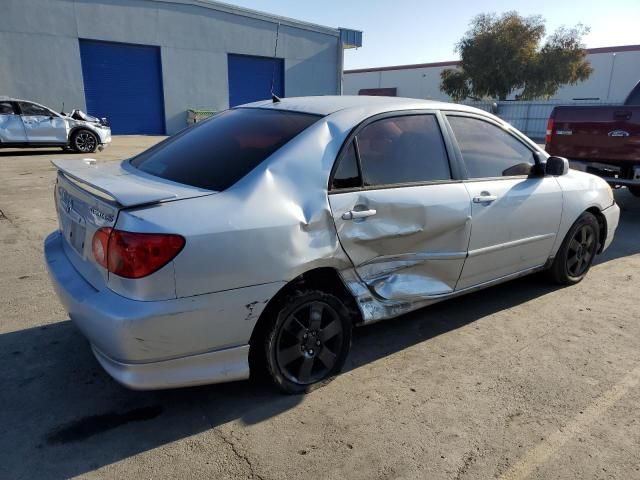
(342, 209), (377, 220)
(473, 194), (498, 204)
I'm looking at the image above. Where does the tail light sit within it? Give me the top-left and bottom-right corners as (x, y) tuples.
(545, 111), (555, 149)
(92, 228), (185, 279)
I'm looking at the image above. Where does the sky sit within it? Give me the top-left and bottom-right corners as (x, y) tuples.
(223, 0), (640, 70)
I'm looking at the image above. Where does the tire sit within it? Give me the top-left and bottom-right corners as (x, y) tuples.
(264, 290), (352, 394)
(550, 212), (600, 285)
(71, 129), (98, 153)
(629, 186), (640, 198)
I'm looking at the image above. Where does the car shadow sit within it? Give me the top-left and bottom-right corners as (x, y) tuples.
(1, 187), (637, 479)
(0, 273), (560, 479)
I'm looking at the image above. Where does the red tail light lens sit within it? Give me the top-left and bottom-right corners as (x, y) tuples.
(545, 113), (555, 149)
(92, 227), (112, 269)
(92, 228), (185, 279)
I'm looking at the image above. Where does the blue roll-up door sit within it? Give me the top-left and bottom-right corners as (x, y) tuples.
(79, 40), (165, 135)
(228, 54), (284, 107)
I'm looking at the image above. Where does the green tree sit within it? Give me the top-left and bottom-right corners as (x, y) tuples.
(440, 12), (593, 101)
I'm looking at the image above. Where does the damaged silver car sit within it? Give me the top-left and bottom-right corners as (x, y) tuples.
(0, 97), (111, 153)
(45, 96), (619, 393)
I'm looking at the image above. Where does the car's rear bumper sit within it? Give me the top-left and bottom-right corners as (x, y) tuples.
(92, 344), (250, 390)
(44, 231), (283, 389)
(569, 160), (640, 187)
(601, 202), (620, 253)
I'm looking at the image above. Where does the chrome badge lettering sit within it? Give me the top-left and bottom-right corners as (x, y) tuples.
(90, 206), (114, 223)
(608, 130), (630, 137)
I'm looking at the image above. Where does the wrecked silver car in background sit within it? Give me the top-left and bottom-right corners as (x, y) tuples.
(44, 96), (619, 394)
(0, 97), (111, 152)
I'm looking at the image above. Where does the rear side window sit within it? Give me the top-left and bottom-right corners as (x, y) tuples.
(447, 116), (535, 178)
(131, 109), (321, 191)
(332, 141), (361, 189)
(355, 114), (451, 187)
(0, 102), (15, 114)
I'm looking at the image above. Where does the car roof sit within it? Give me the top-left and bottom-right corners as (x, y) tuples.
(0, 96), (27, 102)
(239, 95), (493, 118)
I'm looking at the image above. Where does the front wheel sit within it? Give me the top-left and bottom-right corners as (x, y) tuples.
(265, 290), (352, 394)
(71, 129), (98, 153)
(550, 212), (600, 285)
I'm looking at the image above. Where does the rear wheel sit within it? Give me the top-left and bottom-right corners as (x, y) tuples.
(265, 290), (352, 394)
(550, 212), (600, 285)
(71, 129), (98, 153)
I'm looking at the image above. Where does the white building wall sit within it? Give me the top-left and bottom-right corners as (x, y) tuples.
(0, 0), (342, 134)
(345, 49), (640, 103)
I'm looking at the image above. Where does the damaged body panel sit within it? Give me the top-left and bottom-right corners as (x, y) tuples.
(44, 96), (620, 391)
(329, 184), (472, 300)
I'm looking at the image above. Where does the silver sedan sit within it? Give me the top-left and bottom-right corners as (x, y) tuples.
(45, 96), (620, 393)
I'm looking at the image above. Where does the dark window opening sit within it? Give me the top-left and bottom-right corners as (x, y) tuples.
(356, 114), (451, 186)
(332, 141), (361, 189)
(447, 116), (535, 178)
(131, 108), (321, 191)
(19, 102), (52, 116)
(0, 102), (15, 114)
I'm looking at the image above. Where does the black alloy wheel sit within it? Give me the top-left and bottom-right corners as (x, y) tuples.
(265, 291), (352, 394)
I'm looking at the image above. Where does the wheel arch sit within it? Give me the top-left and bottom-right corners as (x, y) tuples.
(248, 267), (362, 374)
(586, 206), (607, 254)
(68, 125), (98, 143)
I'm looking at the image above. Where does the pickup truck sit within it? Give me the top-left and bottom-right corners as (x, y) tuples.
(545, 81), (640, 196)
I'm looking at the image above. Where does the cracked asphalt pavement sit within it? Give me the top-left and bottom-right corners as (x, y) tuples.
(1, 137), (639, 479)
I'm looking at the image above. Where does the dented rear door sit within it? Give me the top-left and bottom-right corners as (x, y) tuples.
(328, 112), (472, 301)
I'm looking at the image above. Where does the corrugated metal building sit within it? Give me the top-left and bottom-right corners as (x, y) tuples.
(0, 0), (361, 134)
(344, 45), (640, 103)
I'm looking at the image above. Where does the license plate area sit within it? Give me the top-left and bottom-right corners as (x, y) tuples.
(57, 186), (88, 256)
(67, 214), (87, 254)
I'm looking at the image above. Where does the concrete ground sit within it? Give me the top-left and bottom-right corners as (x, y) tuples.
(1, 137), (638, 480)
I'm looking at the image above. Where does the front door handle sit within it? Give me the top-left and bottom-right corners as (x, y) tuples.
(342, 208), (377, 220)
(473, 193), (498, 204)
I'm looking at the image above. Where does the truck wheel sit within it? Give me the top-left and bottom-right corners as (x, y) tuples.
(264, 290), (352, 394)
(629, 186), (640, 197)
(71, 129), (98, 153)
(550, 212), (600, 285)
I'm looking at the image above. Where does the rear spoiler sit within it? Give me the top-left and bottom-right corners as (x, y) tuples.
(51, 158), (213, 207)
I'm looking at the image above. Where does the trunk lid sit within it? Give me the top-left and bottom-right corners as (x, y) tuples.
(52, 158), (214, 290)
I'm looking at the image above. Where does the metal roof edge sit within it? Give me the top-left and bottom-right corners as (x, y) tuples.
(150, 0), (341, 36)
(345, 44), (640, 74)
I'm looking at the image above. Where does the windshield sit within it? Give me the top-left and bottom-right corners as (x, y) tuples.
(131, 108), (321, 191)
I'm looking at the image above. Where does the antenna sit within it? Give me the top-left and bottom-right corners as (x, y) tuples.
(271, 22), (281, 103)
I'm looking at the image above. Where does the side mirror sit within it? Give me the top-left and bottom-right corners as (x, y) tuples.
(545, 156), (569, 176)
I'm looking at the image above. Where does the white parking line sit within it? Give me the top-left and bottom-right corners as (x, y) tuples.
(499, 365), (640, 480)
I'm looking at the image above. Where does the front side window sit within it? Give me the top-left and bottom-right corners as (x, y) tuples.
(355, 114), (451, 187)
(131, 108), (321, 191)
(19, 102), (52, 116)
(447, 116), (535, 178)
(0, 102), (15, 114)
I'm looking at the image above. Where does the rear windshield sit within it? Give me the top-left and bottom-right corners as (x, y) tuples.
(131, 108), (321, 191)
